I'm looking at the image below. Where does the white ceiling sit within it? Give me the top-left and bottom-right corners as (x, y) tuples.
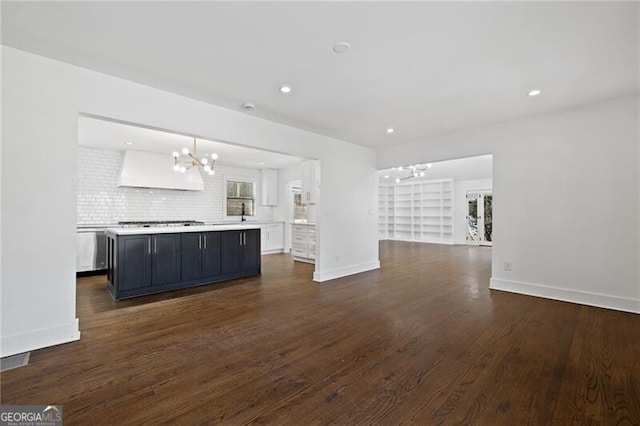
(2, 2), (638, 149)
(379, 154), (492, 183)
(77, 116), (304, 170)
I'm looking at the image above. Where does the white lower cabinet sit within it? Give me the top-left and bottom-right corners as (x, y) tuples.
(261, 223), (284, 254)
(291, 224), (316, 263)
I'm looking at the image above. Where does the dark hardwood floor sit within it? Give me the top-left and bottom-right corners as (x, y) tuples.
(2, 241), (639, 425)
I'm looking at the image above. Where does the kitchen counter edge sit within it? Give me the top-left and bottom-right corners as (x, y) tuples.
(106, 224), (262, 236)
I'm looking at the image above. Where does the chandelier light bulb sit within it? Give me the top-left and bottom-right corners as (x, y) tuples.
(419, 171), (425, 177)
(208, 170), (215, 176)
(395, 178), (401, 183)
(171, 137), (217, 175)
(426, 163), (432, 168)
(398, 166), (403, 171)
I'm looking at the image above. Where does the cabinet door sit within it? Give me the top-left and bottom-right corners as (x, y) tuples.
(261, 169), (278, 206)
(301, 160), (320, 204)
(220, 231), (244, 275)
(260, 227), (268, 252)
(119, 235), (151, 290)
(152, 234), (182, 286)
(242, 229), (261, 272)
(202, 232), (221, 278)
(181, 233), (202, 281)
(269, 224), (284, 250)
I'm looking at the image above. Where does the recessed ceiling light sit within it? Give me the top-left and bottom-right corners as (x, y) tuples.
(386, 128), (395, 134)
(279, 85), (292, 94)
(124, 141), (133, 146)
(333, 42), (351, 54)
(527, 89), (542, 97)
(242, 102), (256, 110)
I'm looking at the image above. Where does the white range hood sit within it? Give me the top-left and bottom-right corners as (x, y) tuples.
(118, 150), (204, 191)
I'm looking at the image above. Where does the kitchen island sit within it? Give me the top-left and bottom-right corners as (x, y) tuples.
(105, 224), (261, 300)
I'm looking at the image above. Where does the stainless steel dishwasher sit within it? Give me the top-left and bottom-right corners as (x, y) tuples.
(76, 228), (108, 272)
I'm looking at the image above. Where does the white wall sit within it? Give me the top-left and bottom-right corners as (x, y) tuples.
(378, 96), (639, 313)
(77, 147), (274, 224)
(453, 179), (493, 244)
(1, 47), (379, 357)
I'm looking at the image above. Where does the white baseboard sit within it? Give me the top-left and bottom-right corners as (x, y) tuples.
(490, 278), (639, 314)
(261, 248), (284, 255)
(381, 238), (455, 246)
(313, 260), (381, 282)
(1, 319), (81, 358)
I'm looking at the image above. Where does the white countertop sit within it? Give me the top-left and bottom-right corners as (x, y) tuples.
(106, 224), (262, 236)
(82, 221), (285, 234)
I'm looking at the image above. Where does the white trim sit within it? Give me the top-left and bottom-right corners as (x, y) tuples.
(313, 261), (381, 282)
(1, 319), (81, 358)
(384, 238), (455, 245)
(261, 248), (284, 255)
(489, 278), (640, 314)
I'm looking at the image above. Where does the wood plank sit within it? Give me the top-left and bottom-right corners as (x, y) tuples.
(1, 241), (638, 425)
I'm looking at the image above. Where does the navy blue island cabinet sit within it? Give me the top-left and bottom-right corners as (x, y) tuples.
(106, 228), (261, 300)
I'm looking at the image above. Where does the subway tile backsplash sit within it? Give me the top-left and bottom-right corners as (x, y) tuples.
(77, 147), (273, 225)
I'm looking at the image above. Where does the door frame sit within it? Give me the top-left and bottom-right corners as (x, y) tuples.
(465, 190), (493, 246)
(285, 180), (302, 252)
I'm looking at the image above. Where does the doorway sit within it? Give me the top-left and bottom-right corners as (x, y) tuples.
(466, 191), (492, 246)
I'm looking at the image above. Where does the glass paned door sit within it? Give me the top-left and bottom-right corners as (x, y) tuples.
(466, 195), (479, 243)
(466, 191), (492, 246)
(483, 194), (493, 243)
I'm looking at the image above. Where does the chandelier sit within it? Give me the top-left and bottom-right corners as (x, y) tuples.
(172, 137), (218, 176)
(394, 163), (432, 183)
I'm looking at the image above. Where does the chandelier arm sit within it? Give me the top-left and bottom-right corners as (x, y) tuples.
(187, 153), (200, 164)
(172, 137), (217, 173)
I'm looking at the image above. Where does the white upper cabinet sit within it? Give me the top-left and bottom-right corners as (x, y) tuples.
(260, 168), (279, 206)
(301, 160), (320, 204)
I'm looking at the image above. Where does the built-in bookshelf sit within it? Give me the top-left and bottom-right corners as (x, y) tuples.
(379, 179), (453, 244)
(378, 185), (395, 239)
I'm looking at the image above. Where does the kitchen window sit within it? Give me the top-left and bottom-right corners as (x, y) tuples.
(226, 180), (255, 217)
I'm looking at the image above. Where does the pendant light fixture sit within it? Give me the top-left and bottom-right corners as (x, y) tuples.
(172, 137), (218, 175)
(394, 163), (432, 183)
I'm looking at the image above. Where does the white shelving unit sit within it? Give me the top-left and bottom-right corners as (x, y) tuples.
(378, 185), (394, 239)
(393, 184), (412, 241)
(379, 179), (454, 244)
